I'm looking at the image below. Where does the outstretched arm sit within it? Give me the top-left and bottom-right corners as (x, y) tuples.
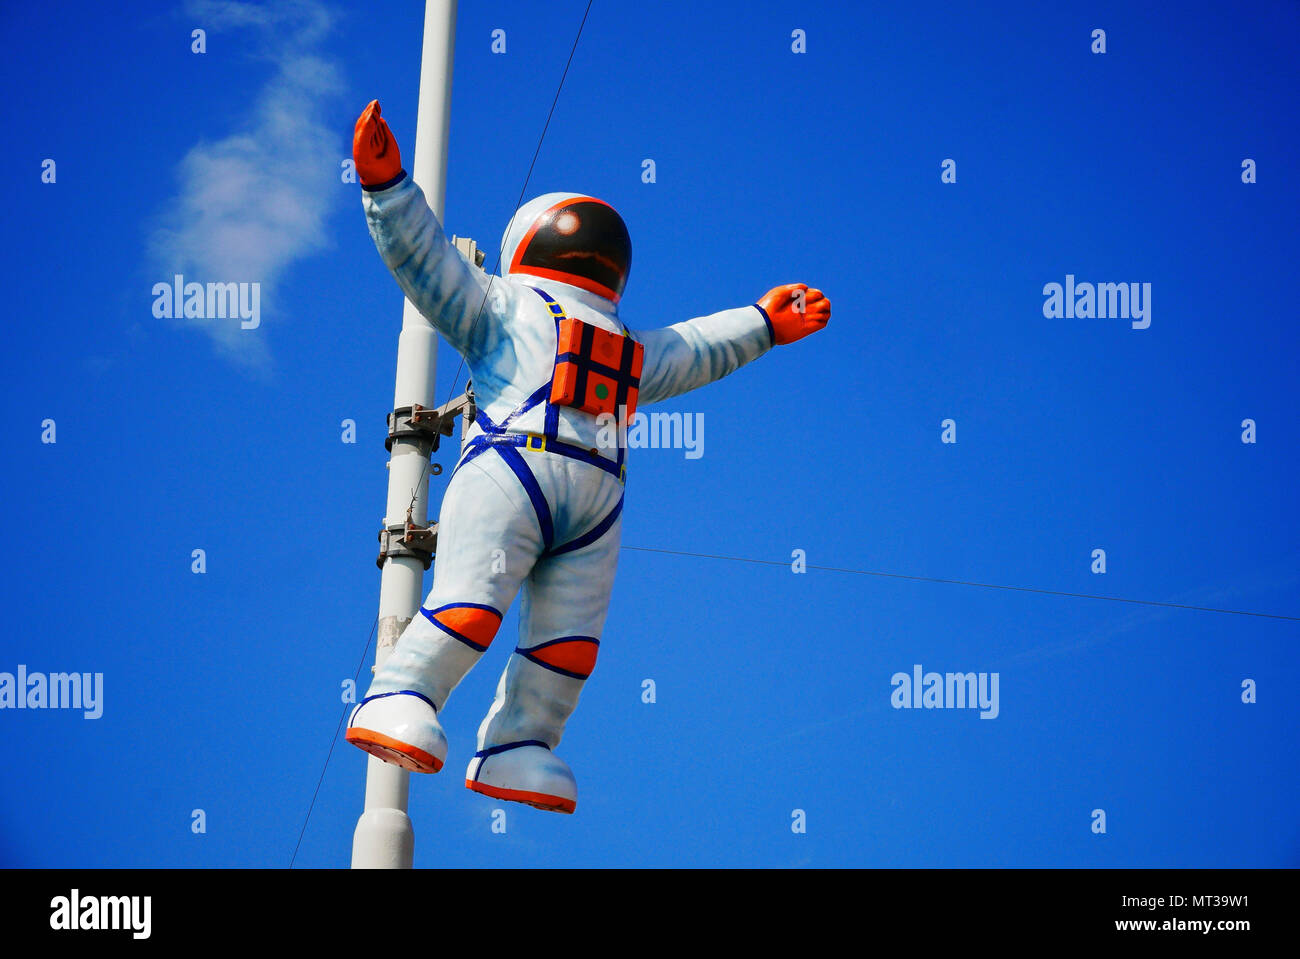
(634, 283), (829, 405)
(354, 100), (508, 361)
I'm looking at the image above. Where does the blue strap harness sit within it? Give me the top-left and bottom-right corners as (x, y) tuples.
(451, 287), (626, 556)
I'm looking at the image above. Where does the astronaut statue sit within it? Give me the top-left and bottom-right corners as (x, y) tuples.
(345, 100), (829, 813)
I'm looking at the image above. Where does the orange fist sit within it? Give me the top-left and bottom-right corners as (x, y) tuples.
(353, 99), (403, 188)
(758, 283), (830, 345)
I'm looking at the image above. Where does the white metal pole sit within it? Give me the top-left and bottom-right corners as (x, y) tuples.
(352, 0), (458, 870)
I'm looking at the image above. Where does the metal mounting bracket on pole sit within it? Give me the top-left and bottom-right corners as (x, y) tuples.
(450, 234), (486, 270)
(377, 386), (476, 570)
(385, 391), (477, 453)
(376, 514), (438, 570)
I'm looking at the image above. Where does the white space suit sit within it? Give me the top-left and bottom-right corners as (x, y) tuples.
(346, 175), (774, 813)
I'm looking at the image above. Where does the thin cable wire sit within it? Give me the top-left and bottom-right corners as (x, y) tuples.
(438, 0), (594, 414)
(404, 0), (596, 515)
(289, 614), (378, 868)
(620, 545), (1300, 622)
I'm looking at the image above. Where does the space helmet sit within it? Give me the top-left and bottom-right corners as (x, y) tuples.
(499, 193), (632, 303)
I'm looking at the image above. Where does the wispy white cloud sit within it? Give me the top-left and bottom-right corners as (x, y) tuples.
(147, 0), (343, 373)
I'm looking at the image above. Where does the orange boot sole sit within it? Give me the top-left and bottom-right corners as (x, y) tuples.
(465, 778), (576, 813)
(347, 727), (443, 774)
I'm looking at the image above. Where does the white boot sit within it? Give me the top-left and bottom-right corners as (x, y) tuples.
(466, 742), (577, 813)
(346, 691), (447, 774)
(464, 639), (597, 813)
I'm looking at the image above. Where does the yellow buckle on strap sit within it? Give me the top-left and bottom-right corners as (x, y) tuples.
(619, 463), (626, 483)
(524, 433), (547, 453)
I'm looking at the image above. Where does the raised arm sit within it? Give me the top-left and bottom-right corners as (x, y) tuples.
(633, 283), (830, 405)
(354, 100), (508, 361)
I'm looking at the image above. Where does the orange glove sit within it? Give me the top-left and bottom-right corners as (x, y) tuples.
(353, 99), (403, 188)
(758, 283), (830, 345)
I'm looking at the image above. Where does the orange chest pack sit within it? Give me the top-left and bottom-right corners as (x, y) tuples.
(533, 287), (644, 420)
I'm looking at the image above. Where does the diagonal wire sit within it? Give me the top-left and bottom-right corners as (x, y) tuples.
(290, 614), (379, 868)
(404, 0), (596, 515)
(620, 545), (1300, 622)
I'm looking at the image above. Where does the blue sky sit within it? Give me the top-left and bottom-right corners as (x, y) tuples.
(1, 0), (1297, 867)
